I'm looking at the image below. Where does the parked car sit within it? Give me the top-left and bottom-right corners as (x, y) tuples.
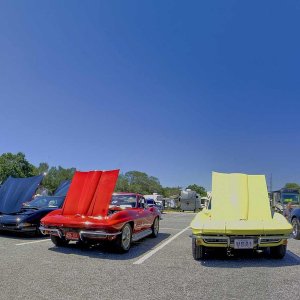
(146, 199), (156, 207)
(190, 172), (292, 260)
(0, 174), (44, 215)
(146, 199), (162, 219)
(155, 201), (164, 214)
(40, 170), (160, 253)
(291, 208), (300, 240)
(0, 180), (71, 235)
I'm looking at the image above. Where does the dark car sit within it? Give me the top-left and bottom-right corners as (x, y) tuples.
(155, 202), (164, 213)
(146, 199), (163, 219)
(0, 180), (71, 235)
(291, 208), (300, 240)
(0, 174), (44, 215)
(146, 199), (156, 207)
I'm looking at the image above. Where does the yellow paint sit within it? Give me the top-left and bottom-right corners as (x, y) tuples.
(191, 172), (292, 240)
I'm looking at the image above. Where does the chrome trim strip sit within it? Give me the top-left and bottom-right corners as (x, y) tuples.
(192, 235), (230, 246)
(132, 229), (152, 242)
(39, 226), (62, 238)
(258, 235), (289, 244)
(79, 230), (121, 239)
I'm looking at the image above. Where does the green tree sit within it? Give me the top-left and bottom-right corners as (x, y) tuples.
(186, 184), (207, 197)
(0, 152), (37, 183)
(115, 173), (129, 192)
(36, 162), (49, 174)
(115, 171), (163, 194)
(162, 186), (182, 198)
(284, 183), (300, 190)
(42, 166), (76, 194)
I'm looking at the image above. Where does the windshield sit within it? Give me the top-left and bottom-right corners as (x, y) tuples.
(23, 196), (65, 209)
(146, 199), (155, 205)
(111, 195), (137, 208)
(281, 193), (300, 204)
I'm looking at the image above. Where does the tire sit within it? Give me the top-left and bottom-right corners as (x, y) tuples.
(114, 223), (132, 253)
(192, 237), (205, 260)
(270, 244), (287, 259)
(150, 217), (159, 238)
(292, 218), (300, 240)
(50, 234), (69, 247)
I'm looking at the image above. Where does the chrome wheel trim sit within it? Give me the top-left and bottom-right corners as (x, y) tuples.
(292, 219), (298, 238)
(122, 225), (131, 249)
(154, 218), (159, 235)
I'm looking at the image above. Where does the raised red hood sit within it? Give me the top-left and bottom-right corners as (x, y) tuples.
(61, 169), (119, 217)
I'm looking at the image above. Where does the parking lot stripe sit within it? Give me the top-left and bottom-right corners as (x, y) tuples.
(287, 250), (300, 263)
(15, 239), (51, 246)
(133, 226), (190, 265)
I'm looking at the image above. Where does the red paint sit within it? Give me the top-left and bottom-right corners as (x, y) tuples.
(41, 174), (161, 244)
(62, 171), (103, 215)
(88, 170), (119, 216)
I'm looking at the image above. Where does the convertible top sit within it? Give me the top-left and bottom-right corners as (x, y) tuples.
(0, 174), (44, 214)
(62, 170), (119, 216)
(211, 172), (271, 221)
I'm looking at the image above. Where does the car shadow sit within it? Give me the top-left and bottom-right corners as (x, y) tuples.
(199, 249), (300, 268)
(48, 233), (171, 260)
(0, 230), (46, 240)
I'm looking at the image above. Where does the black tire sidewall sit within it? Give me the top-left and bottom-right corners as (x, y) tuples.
(151, 217), (159, 237)
(120, 224), (132, 251)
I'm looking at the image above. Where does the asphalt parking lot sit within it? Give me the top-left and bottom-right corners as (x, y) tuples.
(0, 213), (299, 300)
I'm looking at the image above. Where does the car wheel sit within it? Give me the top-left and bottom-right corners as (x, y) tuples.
(192, 237), (205, 260)
(150, 217), (159, 238)
(50, 234), (69, 247)
(270, 244), (286, 259)
(114, 223), (132, 253)
(292, 218), (300, 240)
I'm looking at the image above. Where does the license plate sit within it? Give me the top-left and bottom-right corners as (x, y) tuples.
(66, 232), (79, 240)
(234, 239), (254, 249)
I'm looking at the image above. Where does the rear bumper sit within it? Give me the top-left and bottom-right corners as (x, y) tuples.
(39, 226), (121, 240)
(191, 234), (290, 248)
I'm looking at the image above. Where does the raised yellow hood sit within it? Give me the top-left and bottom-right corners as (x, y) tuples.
(191, 172), (292, 235)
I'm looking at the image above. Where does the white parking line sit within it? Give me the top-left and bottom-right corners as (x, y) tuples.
(287, 250), (300, 262)
(133, 226), (190, 265)
(15, 239), (51, 246)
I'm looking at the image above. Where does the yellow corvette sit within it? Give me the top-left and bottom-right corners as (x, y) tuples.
(190, 172), (292, 260)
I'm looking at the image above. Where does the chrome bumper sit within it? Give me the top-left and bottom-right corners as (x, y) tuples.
(39, 227), (63, 238)
(79, 230), (121, 239)
(191, 234), (290, 247)
(39, 226), (121, 240)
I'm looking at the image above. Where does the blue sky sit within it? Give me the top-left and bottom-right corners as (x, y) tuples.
(0, 1), (299, 190)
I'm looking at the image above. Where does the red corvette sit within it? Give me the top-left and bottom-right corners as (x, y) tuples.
(40, 170), (160, 252)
